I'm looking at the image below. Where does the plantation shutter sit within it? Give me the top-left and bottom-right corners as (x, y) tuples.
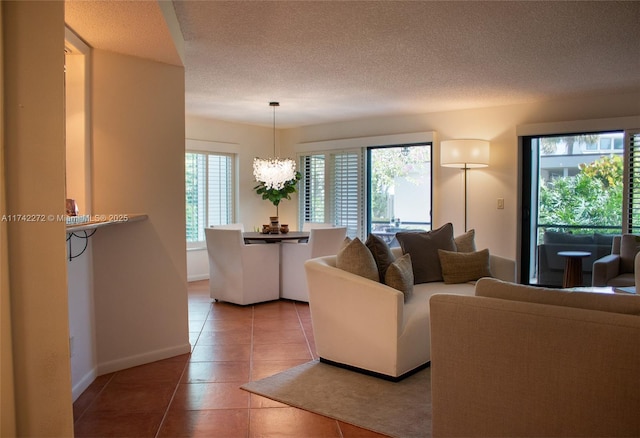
(625, 130), (640, 233)
(330, 151), (363, 239)
(299, 155), (326, 224)
(185, 151), (234, 244)
(185, 152), (207, 243)
(207, 154), (234, 227)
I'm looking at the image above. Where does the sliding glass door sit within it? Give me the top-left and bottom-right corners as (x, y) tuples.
(521, 131), (625, 286)
(367, 144), (432, 246)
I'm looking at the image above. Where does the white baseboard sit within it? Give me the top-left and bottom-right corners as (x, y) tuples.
(96, 343), (192, 376)
(72, 367), (98, 402)
(188, 274), (209, 282)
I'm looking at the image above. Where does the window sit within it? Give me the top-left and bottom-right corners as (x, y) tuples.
(520, 130), (637, 286)
(368, 144), (432, 245)
(299, 149), (364, 238)
(185, 151), (234, 246)
(298, 143), (432, 242)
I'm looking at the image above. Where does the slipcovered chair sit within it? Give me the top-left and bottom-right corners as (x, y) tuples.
(280, 227), (347, 301)
(205, 228), (279, 305)
(592, 234), (640, 287)
(302, 222), (335, 231)
(210, 223), (244, 230)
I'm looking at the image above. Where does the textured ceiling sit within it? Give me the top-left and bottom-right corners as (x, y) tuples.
(66, 1), (640, 128)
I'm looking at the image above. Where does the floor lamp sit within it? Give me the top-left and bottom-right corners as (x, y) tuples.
(440, 139), (490, 232)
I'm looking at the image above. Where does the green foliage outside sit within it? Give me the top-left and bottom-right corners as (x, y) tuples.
(538, 155), (623, 236)
(370, 147), (431, 222)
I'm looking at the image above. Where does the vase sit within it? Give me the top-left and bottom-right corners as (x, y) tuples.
(269, 216), (280, 234)
(280, 224), (289, 234)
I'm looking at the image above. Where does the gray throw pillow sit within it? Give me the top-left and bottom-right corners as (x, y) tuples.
(366, 233), (396, 282)
(336, 237), (379, 282)
(385, 253), (414, 302)
(396, 223), (455, 284)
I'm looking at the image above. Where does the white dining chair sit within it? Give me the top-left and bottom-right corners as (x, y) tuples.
(205, 228), (279, 305)
(209, 223), (244, 230)
(280, 227), (347, 302)
(302, 222), (335, 231)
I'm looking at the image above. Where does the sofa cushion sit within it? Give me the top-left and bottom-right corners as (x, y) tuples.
(366, 233), (396, 282)
(475, 277), (640, 315)
(454, 229), (476, 253)
(619, 234), (640, 273)
(396, 223), (455, 284)
(384, 253), (414, 302)
(439, 248), (491, 284)
(336, 237), (379, 281)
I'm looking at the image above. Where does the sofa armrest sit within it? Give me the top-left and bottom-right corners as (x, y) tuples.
(591, 254), (620, 286)
(489, 254), (516, 282)
(304, 256), (404, 375)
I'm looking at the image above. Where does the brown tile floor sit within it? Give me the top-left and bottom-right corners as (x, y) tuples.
(73, 280), (389, 437)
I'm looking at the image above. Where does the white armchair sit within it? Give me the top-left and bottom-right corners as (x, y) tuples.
(205, 228), (280, 305)
(280, 227), (347, 301)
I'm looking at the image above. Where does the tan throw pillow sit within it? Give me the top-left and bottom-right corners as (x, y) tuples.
(336, 237), (379, 282)
(385, 253), (414, 302)
(438, 248), (492, 284)
(454, 229), (476, 253)
(366, 233), (396, 282)
(396, 223), (456, 284)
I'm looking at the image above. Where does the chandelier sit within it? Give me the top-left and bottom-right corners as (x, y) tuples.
(253, 102), (297, 190)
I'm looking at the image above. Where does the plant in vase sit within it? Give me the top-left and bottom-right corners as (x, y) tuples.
(253, 160), (301, 232)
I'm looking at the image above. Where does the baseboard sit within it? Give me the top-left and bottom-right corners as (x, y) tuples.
(72, 367), (98, 402)
(97, 342), (192, 375)
(188, 274), (209, 282)
(319, 357), (430, 382)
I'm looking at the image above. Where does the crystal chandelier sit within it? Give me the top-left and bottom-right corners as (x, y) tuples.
(253, 102), (297, 190)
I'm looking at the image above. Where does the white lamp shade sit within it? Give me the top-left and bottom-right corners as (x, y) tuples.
(440, 139), (490, 168)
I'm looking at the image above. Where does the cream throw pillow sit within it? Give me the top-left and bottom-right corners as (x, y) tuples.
(336, 237), (379, 282)
(438, 248), (492, 284)
(454, 229), (476, 253)
(385, 253), (414, 302)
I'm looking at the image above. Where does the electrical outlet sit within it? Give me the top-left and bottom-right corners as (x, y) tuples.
(497, 198), (505, 209)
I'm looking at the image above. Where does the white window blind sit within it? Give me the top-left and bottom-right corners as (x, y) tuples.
(300, 155), (326, 223)
(298, 149), (364, 239)
(331, 151), (363, 238)
(185, 151), (234, 244)
(625, 130), (640, 233)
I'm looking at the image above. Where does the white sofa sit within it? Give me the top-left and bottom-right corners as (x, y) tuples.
(304, 247), (516, 380)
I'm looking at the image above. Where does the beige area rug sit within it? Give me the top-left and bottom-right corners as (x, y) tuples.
(241, 360), (431, 438)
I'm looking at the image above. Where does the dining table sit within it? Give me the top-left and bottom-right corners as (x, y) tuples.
(243, 231), (310, 243)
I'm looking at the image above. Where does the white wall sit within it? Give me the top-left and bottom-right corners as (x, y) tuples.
(186, 92), (639, 279)
(2, 1), (74, 434)
(91, 50), (190, 373)
(284, 91), (640, 261)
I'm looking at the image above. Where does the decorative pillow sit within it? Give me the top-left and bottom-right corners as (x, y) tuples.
(385, 253), (414, 302)
(366, 233), (396, 282)
(438, 248), (492, 284)
(619, 234), (640, 273)
(336, 237), (379, 282)
(454, 229), (476, 253)
(396, 223), (455, 284)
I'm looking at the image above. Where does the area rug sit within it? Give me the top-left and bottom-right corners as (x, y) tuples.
(241, 360), (431, 438)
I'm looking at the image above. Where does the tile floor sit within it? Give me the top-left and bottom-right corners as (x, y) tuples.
(73, 280), (389, 437)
